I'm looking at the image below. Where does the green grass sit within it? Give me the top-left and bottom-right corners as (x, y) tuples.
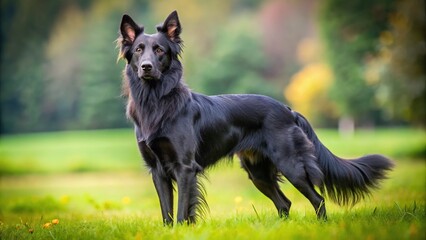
(0, 129), (141, 174)
(317, 128), (426, 159)
(0, 128), (425, 239)
(0, 128), (424, 175)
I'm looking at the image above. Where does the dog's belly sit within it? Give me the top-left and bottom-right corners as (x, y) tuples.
(195, 125), (240, 168)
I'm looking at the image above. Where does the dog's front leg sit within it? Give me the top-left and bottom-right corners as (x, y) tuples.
(152, 171), (174, 225)
(176, 164), (199, 224)
(135, 129), (174, 225)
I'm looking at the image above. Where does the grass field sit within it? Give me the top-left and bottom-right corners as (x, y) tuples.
(0, 128), (425, 239)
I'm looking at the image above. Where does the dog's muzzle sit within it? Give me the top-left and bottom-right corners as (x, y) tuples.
(141, 61), (152, 72)
(138, 61), (160, 80)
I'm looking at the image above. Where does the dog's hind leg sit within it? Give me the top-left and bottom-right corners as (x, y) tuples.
(239, 153), (292, 218)
(280, 162), (326, 219)
(271, 127), (327, 219)
(272, 148), (326, 218)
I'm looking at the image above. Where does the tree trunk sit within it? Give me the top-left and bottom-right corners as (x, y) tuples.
(338, 116), (354, 138)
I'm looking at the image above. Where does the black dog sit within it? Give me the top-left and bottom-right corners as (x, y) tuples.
(117, 11), (393, 225)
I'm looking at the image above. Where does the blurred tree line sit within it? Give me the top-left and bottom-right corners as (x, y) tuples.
(366, 0), (425, 126)
(318, 0), (425, 129)
(0, 0), (424, 134)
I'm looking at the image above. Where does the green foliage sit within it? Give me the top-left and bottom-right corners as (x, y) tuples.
(0, 0), (72, 133)
(373, 0), (426, 126)
(77, 12), (126, 129)
(194, 15), (281, 99)
(319, 0), (395, 124)
(0, 1), (132, 133)
(0, 0), (420, 133)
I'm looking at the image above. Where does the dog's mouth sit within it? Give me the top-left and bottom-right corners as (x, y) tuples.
(141, 74), (155, 80)
(138, 71), (161, 81)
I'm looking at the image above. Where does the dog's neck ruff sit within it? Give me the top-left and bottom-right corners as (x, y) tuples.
(127, 63), (191, 142)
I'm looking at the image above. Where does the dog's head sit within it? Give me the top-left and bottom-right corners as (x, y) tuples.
(118, 11), (182, 81)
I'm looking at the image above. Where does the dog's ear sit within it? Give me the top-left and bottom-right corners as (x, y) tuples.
(157, 10), (181, 42)
(118, 15), (144, 62)
(120, 14), (143, 45)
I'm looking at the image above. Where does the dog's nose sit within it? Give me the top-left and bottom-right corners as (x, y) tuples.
(141, 61), (153, 72)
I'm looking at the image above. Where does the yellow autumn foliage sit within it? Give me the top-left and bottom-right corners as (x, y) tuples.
(285, 63), (335, 123)
(296, 38), (322, 65)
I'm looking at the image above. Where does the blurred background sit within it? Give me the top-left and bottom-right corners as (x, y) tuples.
(0, 1), (425, 234)
(1, 0), (424, 134)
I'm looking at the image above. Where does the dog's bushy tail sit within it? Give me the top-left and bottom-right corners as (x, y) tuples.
(293, 111), (394, 206)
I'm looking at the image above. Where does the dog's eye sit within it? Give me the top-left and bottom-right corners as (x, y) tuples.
(135, 48), (142, 53)
(155, 48), (164, 55)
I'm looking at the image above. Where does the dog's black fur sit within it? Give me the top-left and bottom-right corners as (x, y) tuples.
(117, 11), (394, 225)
